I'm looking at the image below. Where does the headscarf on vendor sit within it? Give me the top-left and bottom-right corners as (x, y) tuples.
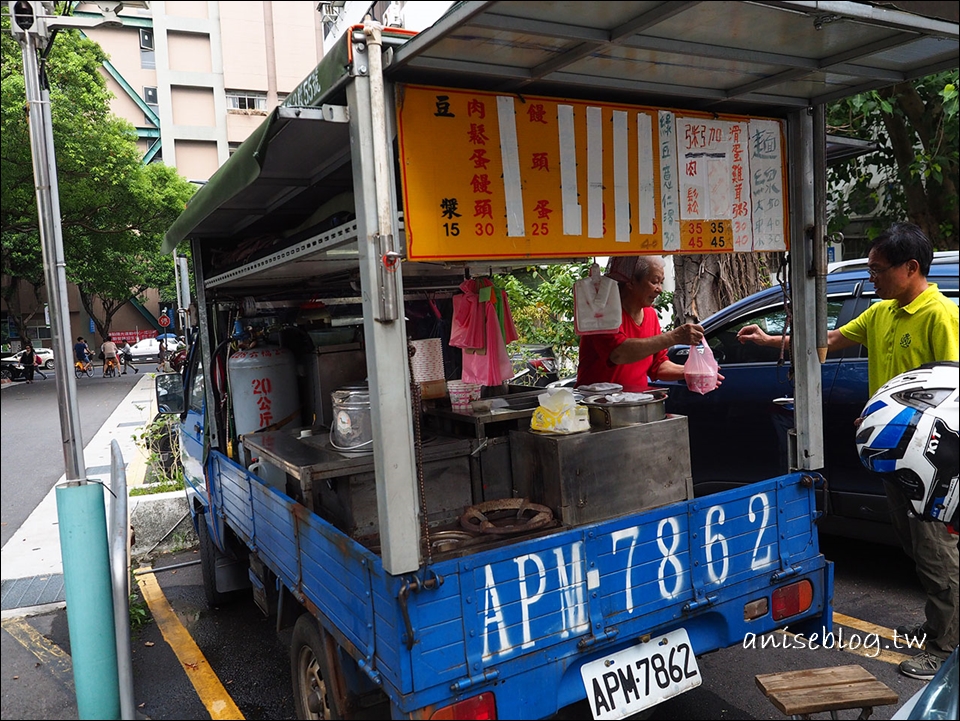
(576, 256), (712, 392)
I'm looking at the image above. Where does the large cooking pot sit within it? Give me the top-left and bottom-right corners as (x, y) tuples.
(581, 388), (668, 429)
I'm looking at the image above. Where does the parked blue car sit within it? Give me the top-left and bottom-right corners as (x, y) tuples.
(659, 252), (959, 545)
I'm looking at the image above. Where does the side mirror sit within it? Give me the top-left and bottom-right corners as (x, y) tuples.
(667, 344), (690, 364)
(155, 372), (185, 414)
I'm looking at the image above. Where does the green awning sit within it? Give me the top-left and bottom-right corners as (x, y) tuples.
(162, 114), (272, 253)
(160, 26), (366, 254)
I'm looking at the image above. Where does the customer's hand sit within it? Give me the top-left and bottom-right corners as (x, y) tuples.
(737, 324), (769, 345)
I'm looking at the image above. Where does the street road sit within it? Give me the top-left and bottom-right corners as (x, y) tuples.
(0, 369), (140, 547)
(1, 380), (934, 719)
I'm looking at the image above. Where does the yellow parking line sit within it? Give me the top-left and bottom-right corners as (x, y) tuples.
(1, 617), (75, 692)
(832, 612), (922, 647)
(772, 613), (923, 666)
(137, 571), (245, 720)
(831, 612), (924, 662)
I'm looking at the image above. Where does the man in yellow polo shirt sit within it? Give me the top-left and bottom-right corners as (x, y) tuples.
(737, 222), (958, 680)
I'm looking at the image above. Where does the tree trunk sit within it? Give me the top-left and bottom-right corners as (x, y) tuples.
(672, 253), (782, 323)
(0, 276), (45, 342)
(878, 83), (959, 250)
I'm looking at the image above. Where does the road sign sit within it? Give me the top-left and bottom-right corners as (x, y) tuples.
(158, 314), (171, 327)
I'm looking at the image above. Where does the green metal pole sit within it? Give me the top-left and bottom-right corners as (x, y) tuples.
(57, 482), (121, 720)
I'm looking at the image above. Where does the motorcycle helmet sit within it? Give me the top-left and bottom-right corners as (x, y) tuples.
(856, 361), (959, 530)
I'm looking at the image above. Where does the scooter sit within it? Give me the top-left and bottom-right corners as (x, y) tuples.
(508, 344), (559, 387)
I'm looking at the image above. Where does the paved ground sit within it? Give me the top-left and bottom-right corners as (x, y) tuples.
(0, 373), (170, 720)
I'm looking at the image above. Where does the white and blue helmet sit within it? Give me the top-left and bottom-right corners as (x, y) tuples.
(856, 362), (959, 530)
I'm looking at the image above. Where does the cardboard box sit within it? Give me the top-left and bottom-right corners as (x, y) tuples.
(420, 379), (447, 400)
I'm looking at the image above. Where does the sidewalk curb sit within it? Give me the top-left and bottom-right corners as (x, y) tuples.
(128, 374), (195, 561)
(1, 373), (195, 585)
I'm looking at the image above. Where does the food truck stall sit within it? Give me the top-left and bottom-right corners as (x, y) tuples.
(156, 3), (959, 718)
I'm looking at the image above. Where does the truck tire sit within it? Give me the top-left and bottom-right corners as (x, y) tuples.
(198, 515), (234, 607)
(291, 614), (339, 719)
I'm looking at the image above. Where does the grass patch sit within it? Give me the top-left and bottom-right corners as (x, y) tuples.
(132, 414), (184, 495)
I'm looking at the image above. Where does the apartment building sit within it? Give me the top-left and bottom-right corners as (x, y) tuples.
(4, 1), (326, 349)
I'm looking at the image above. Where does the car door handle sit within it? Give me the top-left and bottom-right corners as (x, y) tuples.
(194, 423), (202, 435)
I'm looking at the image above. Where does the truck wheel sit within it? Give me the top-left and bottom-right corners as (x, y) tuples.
(198, 516), (233, 606)
(291, 614), (340, 719)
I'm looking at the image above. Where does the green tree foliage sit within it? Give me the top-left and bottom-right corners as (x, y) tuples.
(827, 72), (958, 249)
(1, 16), (196, 340)
(503, 262), (592, 375)
(502, 261), (675, 378)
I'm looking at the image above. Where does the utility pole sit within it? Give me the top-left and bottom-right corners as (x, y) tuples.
(7, 4), (148, 718)
(9, 0), (85, 481)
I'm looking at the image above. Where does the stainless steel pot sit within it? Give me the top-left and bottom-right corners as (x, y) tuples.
(581, 388), (668, 429)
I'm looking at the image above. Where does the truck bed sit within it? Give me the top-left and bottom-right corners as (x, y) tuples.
(209, 451), (832, 718)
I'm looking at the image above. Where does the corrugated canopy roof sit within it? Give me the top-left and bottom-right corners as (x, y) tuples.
(388, 1), (959, 113)
(163, 1), (958, 254)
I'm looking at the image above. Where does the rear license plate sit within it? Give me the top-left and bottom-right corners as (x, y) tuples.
(580, 628), (701, 720)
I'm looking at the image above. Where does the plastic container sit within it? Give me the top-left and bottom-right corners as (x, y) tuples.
(330, 383), (373, 453)
(447, 380), (481, 412)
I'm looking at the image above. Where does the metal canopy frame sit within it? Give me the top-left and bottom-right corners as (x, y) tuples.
(390, 1), (959, 113)
(165, 2), (957, 576)
(164, 1), (957, 255)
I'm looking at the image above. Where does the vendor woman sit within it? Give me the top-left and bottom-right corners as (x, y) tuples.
(576, 256), (721, 392)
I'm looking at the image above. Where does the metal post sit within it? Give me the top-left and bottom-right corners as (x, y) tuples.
(12, 5), (125, 717)
(787, 109), (825, 472)
(19, 27), (86, 480)
(813, 104), (828, 363)
(348, 26), (421, 574)
(109, 441), (135, 720)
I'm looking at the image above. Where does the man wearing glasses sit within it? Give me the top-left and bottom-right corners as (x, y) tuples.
(737, 222), (958, 680)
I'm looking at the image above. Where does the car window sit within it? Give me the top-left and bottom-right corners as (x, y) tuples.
(709, 299), (845, 364)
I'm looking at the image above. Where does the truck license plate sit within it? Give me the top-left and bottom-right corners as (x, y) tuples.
(580, 628), (701, 720)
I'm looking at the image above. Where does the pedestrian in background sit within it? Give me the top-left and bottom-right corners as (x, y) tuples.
(21, 340), (36, 384)
(120, 340), (138, 374)
(157, 339), (168, 372)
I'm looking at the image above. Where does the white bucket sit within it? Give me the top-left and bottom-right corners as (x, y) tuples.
(447, 379), (481, 411)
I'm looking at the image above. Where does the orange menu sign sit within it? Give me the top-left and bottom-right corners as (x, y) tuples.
(396, 85), (788, 261)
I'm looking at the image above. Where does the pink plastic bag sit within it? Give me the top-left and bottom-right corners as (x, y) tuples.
(461, 300), (514, 385)
(450, 282), (485, 350)
(684, 340), (719, 395)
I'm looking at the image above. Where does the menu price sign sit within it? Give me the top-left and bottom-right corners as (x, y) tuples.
(396, 85), (788, 261)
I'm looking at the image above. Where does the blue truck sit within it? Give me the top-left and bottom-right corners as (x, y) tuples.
(152, 3), (956, 717)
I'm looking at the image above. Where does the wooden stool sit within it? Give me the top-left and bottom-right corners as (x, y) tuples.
(755, 665), (899, 720)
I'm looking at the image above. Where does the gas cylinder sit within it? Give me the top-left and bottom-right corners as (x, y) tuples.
(227, 346), (299, 436)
